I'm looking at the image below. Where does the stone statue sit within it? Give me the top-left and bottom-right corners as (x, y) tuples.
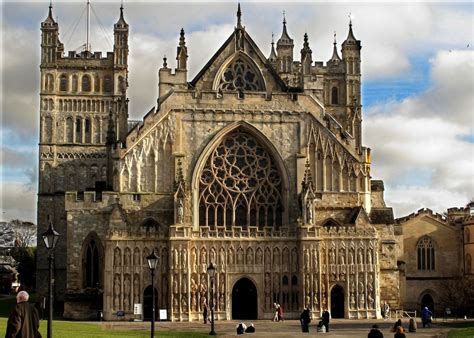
(172, 249), (178, 269)
(173, 296), (179, 312)
(124, 249), (131, 267)
(358, 249), (364, 265)
(210, 248), (216, 264)
(306, 199), (313, 224)
(177, 198), (184, 224)
(339, 249), (345, 265)
(367, 250), (373, 265)
(273, 274), (280, 292)
(181, 274), (187, 293)
(113, 275), (120, 309)
(256, 248), (263, 265)
(191, 248), (197, 273)
(181, 248), (187, 269)
(133, 274), (140, 304)
(246, 248), (253, 265)
(359, 291), (365, 309)
(173, 276), (179, 295)
(219, 274), (225, 295)
(219, 249), (226, 270)
(201, 249), (207, 273)
(124, 275), (131, 311)
(265, 248), (271, 269)
(114, 248), (121, 267)
(292, 249), (298, 272)
(273, 249), (280, 265)
(133, 248), (140, 266)
(304, 249), (310, 271)
(367, 293), (374, 309)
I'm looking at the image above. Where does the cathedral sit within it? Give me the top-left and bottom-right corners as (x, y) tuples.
(36, 3), (473, 321)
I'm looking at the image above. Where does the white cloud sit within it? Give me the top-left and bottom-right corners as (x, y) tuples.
(0, 182), (37, 223)
(365, 49), (474, 218)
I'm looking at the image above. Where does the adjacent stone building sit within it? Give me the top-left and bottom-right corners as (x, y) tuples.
(36, 3), (472, 321)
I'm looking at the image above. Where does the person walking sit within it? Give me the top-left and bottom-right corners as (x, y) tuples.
(203, 303), (208, 324)
(394, 326), (406, 338)
(300, 307), (311, 333)
(421, 307), (433, 328)
(273, 303), (279, 322)
(277, 304), (284, 322)
(5, 291), (42, 338)
(322, 309), (330, 332)
(383, 302), (390, 320)
(368, 324), (384, 338)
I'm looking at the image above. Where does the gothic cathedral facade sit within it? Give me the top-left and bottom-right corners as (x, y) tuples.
(37, 4), (403, 321)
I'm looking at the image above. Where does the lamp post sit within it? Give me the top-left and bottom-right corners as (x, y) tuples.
(146, 249), (158, 338)
(207, 263), (216, 336)
(41, 221), (60, 338)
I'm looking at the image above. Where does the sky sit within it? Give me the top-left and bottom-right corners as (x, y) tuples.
(0, 0), (473, 223)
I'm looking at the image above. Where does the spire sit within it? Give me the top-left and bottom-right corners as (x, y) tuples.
(115, 1), (128, 27)
(42, 1), (56, 25)
(303, 32), (309, 50)
(301, 158), (315, 194)
(269, 33), (277, 62)
(237, 2), (242, 28)
(163, 55), (168, 69)
(343, 13), (358, 47)
(329, 31), (341, 63)
(177, 28), (188, 70)
(277, 10), (293, 45)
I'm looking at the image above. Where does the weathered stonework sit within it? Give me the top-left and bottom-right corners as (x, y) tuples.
(36, 4), (429, 321)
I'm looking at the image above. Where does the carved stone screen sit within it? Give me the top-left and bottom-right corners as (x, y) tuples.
(199, 129), (283, 229)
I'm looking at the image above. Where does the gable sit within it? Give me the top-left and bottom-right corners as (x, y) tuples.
(190, 27), (288, 93)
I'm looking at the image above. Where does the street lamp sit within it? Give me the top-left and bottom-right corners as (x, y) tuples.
(41, 221), (60, 338)
(146, 249), (159, 338)
(207, 262), (216, 336)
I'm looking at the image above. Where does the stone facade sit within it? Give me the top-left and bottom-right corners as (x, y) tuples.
(41, 3), (474, 321)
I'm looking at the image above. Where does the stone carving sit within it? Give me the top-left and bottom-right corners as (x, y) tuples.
(173, 275), (179, 295)
(264, 273), (271, 309)
(219, 294), (225, 312)
(177, 198), (184, 224)
(173, 249), (179, 270)
(190, 275), (198, 311)
(210, 247), (216, 264)
(113, 274), (120, 309)
(191, 247), (197, 273)
(181, 248), (187, 270)
(173, 296), (179, 312)
(306, 199), (314, 224)
(282, 247), (289, 272)
(358, 248), (364, 265)
(124, 274), (131, 311)
(133, 274), (140, 305)
(273, 273), (280, 293)
(368, 274), (374, 294)
(114, 247), (121, 267)
(304, 249), (310, 271)
(367, 250), (373, 265)
(181, 274), (187, 293)
(181, 294), (188, 310)
(350, 281), (356, 309)
(273, 247), (280, 266)
(162, 275), (168, 308)
(256, 247), (263, 265)
(228, 247), (235, 265)
(200, 248), (207, 273)
(237, 247), (244, 264)
(339, 249), (345, 265)
(219, 248), (226, 271)
(246, 247), (253, 265)
(161, 248), (168, 273)
(142, 247), (149, 267)
(265, 247), (271, 270)
(292, 248), (298, 273)
(133, 247), (140, 266)
(124, 248), (131, 267)
(367, 292), (374, 309)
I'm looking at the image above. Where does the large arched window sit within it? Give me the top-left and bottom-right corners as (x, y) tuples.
(417, 236), (435, 271)
(60, 74), (68, 92)
(103, 75), (112, 93)
(82, 75), (91, 92)
(198, 128), (283, 229)
(83, 236), (101, 287)
(217, 56), (264, 92)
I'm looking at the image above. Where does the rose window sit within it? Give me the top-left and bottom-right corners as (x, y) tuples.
(217, 58), (263, 92)
(199, 129), (283, 229)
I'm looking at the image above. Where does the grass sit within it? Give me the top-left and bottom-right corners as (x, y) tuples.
(448, 327), (474, 338)
(0, 317), (209, 337)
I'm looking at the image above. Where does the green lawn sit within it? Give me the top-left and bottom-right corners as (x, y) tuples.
(0, 317), (208, 337)
(448, 327), (474, 338)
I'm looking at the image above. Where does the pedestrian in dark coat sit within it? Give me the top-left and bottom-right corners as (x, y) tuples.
(322, 310), (330, 332)
(300, 308), (311, 332)
(421, 307), (433, 328)
(203, 303), (208, 324)
(368, 324), (384, 338)
(5, 291), (41, 338)
(391, 319), (402, 332)
(394, 326), (406, 338)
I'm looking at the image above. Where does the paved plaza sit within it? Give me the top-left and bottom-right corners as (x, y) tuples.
(102, 318), (459, 337)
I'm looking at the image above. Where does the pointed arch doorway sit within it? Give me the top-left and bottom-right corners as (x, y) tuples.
(143, 285), (158, 321)
(421, 293), (434, 314)
(232, 277), (258, 319)
(330, 284), (345, 318)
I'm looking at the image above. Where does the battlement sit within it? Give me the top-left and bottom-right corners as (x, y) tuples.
(396, 208), (448, 224)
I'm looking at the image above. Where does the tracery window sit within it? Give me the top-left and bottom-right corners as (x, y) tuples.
(84, 238), (100, 287)
(417, 236), (435, 271)
(82, 75), (91, 92)
(60, 74), (68, 92)
(331, 87), (338, 104)
(199, 129), (282, 229)
(218, 58), (263, 92)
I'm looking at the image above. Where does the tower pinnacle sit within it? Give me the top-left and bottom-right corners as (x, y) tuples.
(237, 2), (242, 28)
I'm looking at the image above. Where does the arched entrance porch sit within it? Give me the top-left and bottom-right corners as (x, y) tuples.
(330, 284), (345, 318)
(232, 277), (258, 319)
(143, 285), (158, 321)
(421, 293), (434, 314)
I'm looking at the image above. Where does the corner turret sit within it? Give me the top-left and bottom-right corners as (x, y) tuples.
(300, 32), (312, 76)
(276, 12), (294, 74)
(41, 3), (62, 65)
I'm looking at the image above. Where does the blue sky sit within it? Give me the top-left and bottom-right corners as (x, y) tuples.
(1, 1), (473, 222)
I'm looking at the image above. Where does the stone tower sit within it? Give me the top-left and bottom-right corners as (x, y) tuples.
(276, 14), (294, 76)
(37, 3), (129, 307)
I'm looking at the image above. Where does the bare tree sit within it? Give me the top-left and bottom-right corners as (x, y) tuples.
(9, 219), (37, 247)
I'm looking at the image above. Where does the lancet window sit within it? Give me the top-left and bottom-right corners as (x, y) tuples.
(198, 129), (282, 229)
(217, 58), (264, 92)
(417, 236), (435, 271)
